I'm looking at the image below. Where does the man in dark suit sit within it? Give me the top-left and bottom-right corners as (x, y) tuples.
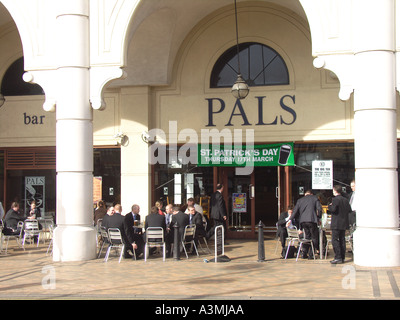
(145, 206), (167, 232)
(188, 205), (206, 248)
(206, 183), (227, 240)
(102, 204), (133, 259)
(143, 206), (167, 256)
(276, 205), (294, 256)
(170, 205), (190, 242)
(287, 190), (322, 259)
(328, 185), (352, 264)
(124, 204), (144, 258)
(164, 204), (174, 257)
(126, 204), (142, 235)
(3, 202), (25, 235)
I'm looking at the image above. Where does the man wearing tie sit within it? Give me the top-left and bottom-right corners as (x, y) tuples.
(164, 204), (175, 257)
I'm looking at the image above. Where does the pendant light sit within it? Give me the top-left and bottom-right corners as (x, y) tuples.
(231, 0), (249, 99)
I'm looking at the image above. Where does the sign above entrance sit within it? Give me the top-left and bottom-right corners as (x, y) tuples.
(198, 142), (295, 167)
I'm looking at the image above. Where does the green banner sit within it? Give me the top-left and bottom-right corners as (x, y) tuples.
(198, 142), (295, 167)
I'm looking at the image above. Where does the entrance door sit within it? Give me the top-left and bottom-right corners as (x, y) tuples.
(254, 167), (278, 227)
(219, 166), (279, 238)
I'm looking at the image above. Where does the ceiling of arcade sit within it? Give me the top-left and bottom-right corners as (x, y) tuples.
(0, 0), (308, 87)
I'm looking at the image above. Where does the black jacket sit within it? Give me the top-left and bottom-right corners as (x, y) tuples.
(289, 195), (322, 225)
(210, 191), (227, 221)
(328, 194), (351, 230)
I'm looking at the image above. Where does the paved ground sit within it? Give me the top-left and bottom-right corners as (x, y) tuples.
(0, 235), (399, 303)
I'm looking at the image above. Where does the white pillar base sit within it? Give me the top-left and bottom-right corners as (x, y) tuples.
(353, 227), (400, 267)
(52, 225), (97, 262)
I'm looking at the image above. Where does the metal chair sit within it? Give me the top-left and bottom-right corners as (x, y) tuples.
(22, 219), (41, 248)
(46, 224), (54, 255)
(181, 224), (199, 258)
(296, 228), (316, 261)
(97, 226), (109, 258)
(197, 220), (211, 254)
(104, 228), (125, 263)
(144, 227), (165, 262)
(3, 221), (24, 253)
(284, 226), (299, 259)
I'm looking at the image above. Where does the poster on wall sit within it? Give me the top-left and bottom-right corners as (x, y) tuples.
(232, 193), (247, 213)
(25, 176), (45, 215)
(312, 160), (333, 190)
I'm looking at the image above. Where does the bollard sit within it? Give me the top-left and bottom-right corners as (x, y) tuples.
(258, 220), (265, 262)
(173, 224), (180, 260)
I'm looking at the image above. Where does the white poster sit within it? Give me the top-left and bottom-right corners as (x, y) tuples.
(174, 174), (182, 205)
(25, 176), (45, 215)
(312, 160), (333, 190)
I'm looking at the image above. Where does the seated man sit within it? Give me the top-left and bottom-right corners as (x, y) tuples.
(144, 206), (167, 255)
(188, 205), (206, 247)
(3, 202), (25, 235)
(103, 204), (141, 259)
(124, 204), (145, 259)
(276, 205), (297, 258)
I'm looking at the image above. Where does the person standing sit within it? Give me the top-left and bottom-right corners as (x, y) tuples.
(286, 190), (322, 259)
(206, 183), (227, 240)
(328, 185), (352, 264)
(164, 204), (174, 257)
(348, 180), (357, 227)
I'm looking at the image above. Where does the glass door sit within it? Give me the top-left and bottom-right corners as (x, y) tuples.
(219, 167), (254, 238)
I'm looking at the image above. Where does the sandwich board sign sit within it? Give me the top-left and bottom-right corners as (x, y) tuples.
(212, 225), (230, 263)
(215, 225), (224, 259)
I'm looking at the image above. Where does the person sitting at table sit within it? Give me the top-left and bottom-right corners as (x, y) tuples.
(3, 202), (25, 235)
(276, 205), (294, 258)
(126, 204), (142, 234)
(124, 204), (144, 259)
(145, 206), (166, 232)
(26, 200), (43, 232)
(144, 206), (167, 255)
(102, 204), (133, 259)
(93, 200), (107, 226)
(155, 200), (165, 216)
(187, 205), (206, 250)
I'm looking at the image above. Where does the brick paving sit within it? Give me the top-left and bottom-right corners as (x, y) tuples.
(0, 236), (399, 300)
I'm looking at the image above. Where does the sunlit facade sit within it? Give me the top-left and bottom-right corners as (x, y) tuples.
(0, 0), (399, 267)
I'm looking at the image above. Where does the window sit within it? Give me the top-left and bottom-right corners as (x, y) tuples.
(1, 57), (44, 96)
(210, 42), (289, 88)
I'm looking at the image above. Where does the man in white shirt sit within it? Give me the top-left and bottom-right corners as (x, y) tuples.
(349, 180), (356, 227)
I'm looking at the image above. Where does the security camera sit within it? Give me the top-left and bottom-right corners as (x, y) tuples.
(113, 132), (124, 139)
(141, 131), (156, 144)
(141, 131), (151, 140)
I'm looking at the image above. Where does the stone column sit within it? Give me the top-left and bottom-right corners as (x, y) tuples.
(52, 0), (97, 261)
(352, 0), (400, 267)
